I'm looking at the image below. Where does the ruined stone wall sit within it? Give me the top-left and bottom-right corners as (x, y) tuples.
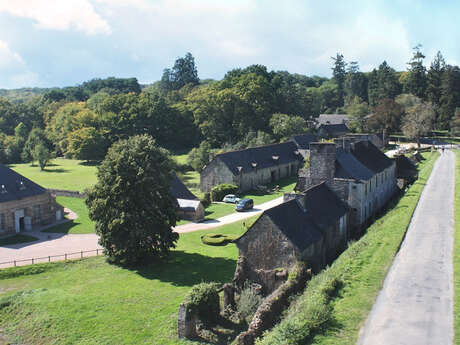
(235, 216), (301, 292)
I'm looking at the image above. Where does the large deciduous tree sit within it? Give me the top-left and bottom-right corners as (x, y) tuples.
(86, 135), (179, 265)
(367, 98), (403, 135)
(401, 101), (435, 148)
(345, 97), (370, 133)
(269, 113), (308, 141)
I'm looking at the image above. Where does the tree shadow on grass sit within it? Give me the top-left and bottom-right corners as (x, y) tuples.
(78, 160), (100, 166)
(133, 250), (237, 287)
(42, 168), (69, 173)
(42, 220), (79, 234)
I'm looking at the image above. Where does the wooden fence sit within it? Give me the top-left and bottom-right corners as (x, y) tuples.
(0, 249), (103, 269)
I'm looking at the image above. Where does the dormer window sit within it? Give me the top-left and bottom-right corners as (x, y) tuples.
(272, 155), (279, 161)
(236, 166), (243, 173)
(1, 185), (6, 194)
(251, 162), (258, 168)
(19, 181), (26, 190)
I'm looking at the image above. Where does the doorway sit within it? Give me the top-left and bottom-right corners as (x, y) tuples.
(14, 209), (25, 233)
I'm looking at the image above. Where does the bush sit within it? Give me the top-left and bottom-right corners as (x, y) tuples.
(237, 282), (264, 324)
(201, 192), (211, 208)
(182, 282), (220, 322)
(201, 233), (238, 246)
(211, 183), (238, 202)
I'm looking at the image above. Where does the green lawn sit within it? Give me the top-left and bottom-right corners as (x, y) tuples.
(0, 216), (258, 345)
(43, 196), (95, 234)
(454, 150), (460, 344)
(258, 151), (439, 345)
(0, 234), (38, 246)
(9, 158), (98, 192)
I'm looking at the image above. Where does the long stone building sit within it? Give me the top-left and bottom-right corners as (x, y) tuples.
(297, 138), (397, 235)
(200, 142), (303, 193)
(233, 182), (348, 294)
(0, 163), (63, 235)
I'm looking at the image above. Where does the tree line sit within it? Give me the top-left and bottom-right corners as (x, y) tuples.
(0, 47), (459, 167)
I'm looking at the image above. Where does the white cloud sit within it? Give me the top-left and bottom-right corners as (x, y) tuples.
(0, 40), (24, 68)
(0, 0), (111, 35)
(0, 40), (40, 88)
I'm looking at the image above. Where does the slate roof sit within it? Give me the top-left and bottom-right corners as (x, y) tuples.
(318, 123), (350, 137)
(335, 147), (374, 181)
(214, 142), (301, 176)
(302, 182), (348, 229)
(0, 163), (47, 203)
(351, 141), (393, 173)
(260, 199), (323, 252)
(291, 133), (318, 150)
(392, 155), (417, 178)
(170, 174), (198, 200)
(237, 182), (347, 252)
(317, 114), (348, 126)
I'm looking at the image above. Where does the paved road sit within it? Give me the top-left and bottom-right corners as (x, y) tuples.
(357, 150), (455, 345)
(0, 196), (284, 268)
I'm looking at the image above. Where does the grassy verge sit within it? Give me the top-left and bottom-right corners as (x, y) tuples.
(9, 158), (98, 192)
(0, 234), (39, 246)
(257, 151), (439, 345)
(0, 216), (258, 345)
(43, 196), (94, 234)
(454, 150), (460, 344)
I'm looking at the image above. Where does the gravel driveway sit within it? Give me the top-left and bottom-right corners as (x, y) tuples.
(0, 196), (284, 268)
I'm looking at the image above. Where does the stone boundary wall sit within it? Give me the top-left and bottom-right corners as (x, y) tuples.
(48, 189), (86, 199)
(235, 265), (312, 345)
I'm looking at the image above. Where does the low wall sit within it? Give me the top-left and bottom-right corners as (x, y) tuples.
(48, 189), (86, 199)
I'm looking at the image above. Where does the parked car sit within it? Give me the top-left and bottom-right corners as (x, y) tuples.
(222, 194), (241, 203)
(236, 198), (254, 212)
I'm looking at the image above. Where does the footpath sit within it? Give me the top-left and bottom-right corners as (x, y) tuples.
(0, 196), (284, 268)
(357, 150), (455, 345)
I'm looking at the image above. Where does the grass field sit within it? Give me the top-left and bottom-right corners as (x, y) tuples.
(0, 216), (259, 345)
(258, 151), (439, 345)
(454, 150), (460, 344)
(43, 196), (95, 234)
(9, 158), (98, 192)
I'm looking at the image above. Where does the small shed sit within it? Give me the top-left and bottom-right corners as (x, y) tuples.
(170, 175), (205, 222)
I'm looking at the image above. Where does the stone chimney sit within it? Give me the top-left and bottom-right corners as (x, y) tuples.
(309, 142), (336, 185)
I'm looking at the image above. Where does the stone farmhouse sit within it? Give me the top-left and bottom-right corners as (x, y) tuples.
(170, 175), (204, 222)
(297, 138), (397, 236)
(233, 182), (348, 294)
(200, 142), (303, 193)
(0, 163), (63, 235)
(344, 133), (386, 149)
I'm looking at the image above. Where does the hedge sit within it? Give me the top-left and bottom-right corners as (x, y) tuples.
(181, 282), (220, 322)
(201, 233), (238, 246)
(211, 183), (238, 202)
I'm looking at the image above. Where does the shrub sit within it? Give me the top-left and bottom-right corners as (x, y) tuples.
(211, 183), (238, 202)
(237, 282), (264, 324)
(201, 233), (238, 246)
(182, 282), (220, 322)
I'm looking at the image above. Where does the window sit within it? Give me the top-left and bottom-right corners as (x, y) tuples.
(0, 213), (4, 231)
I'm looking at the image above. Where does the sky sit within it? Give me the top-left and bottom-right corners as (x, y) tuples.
(0, 0), (459, 89)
